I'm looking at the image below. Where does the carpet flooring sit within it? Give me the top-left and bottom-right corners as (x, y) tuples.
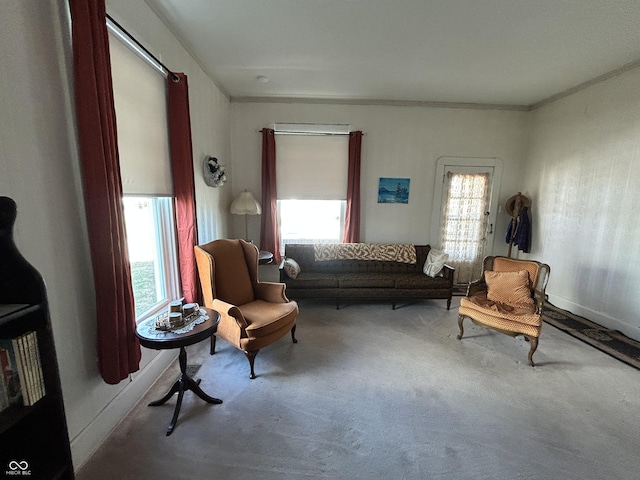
(76, 298), (640, 480)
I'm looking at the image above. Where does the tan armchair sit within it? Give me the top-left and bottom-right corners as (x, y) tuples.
(195, 239), (298, 379)
(457, 256), (550, 366)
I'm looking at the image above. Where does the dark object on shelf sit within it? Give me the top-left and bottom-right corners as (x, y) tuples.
(0, 196), (74, 479)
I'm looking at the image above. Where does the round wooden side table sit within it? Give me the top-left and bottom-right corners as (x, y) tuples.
(258, 250), (274, 265)
(135, 308), (222, 436)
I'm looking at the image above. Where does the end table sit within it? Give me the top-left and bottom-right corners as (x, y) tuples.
(136, 308), (223, 435)
(258, 250), (274, 265)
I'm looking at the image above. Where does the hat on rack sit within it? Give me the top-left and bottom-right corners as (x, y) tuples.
(505, 193), (531, 217)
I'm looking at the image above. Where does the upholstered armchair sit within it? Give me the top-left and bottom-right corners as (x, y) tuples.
(457, 256), (550, 366)
(194, 239), (298, 379)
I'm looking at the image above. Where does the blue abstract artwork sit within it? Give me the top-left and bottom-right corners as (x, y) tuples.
(378, 177), (410, 204)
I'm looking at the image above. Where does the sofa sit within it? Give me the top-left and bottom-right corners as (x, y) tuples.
(279, 243), (454, 309)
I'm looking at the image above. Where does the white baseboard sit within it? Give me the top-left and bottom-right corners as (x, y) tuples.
(547, 293), (640, 342)
(70, 350), (175, 471)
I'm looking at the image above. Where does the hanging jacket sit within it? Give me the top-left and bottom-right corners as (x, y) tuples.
(512, 206), (531, 253)
(505, 218), (515, 244)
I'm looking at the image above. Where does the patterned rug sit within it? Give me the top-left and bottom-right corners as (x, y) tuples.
(542, 303), (640, 370)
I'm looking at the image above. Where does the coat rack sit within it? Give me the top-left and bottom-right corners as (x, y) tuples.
(505, 192), (531, 257)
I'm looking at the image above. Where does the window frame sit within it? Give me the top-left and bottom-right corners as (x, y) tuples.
(123, 196), (181, 322)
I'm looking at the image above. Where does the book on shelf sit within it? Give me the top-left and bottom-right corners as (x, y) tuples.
(0, 331), (45, 411)
(0, 339), (24, 410)
(27, 331), (45, 401)
(18, 335), (35, 406)
(0, 366), (7, 411)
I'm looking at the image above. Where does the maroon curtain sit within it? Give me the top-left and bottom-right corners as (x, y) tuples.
(167, 74), (201, 304)
(69, 0), (140, 384)
(259, 129), (281, 262)
(343, 131), (363, 243)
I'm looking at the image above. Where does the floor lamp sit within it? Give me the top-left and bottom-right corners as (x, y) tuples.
(230, 190), (262, 241)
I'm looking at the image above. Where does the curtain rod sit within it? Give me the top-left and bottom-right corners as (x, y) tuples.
(106, 13), (180, 82)
(257, 129), (366, 136)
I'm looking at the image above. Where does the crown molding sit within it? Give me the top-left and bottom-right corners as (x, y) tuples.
(230, 96), (531, 111)
(531, 58), (640, 110)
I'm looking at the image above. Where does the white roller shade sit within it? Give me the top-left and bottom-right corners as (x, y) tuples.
(276, 134), (349, 200)
(109, 33), (173, 195)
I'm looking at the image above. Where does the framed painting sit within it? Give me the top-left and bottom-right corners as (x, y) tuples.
(378, 177), (410, 204)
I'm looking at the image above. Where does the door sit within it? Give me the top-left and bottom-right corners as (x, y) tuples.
(431, 158), (503, 284)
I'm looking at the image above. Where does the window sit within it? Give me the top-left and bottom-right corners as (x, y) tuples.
(123, 197), (179, 318)
(440, 170), (492, 284)
(109, 25), (180, 321)
(279, 199), (345, 249)
(275, 128), (349, 247)
(441, 173), (490, 261)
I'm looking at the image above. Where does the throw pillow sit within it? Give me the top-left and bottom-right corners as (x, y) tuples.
(485, 270), (534, 307)
(423, 248), (449, 277)
(283, 258), (301, 279)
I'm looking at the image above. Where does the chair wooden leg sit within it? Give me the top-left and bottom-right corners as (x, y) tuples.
(291, 325), (298, 343)
(457, 314), (465, 340)
(210, 334), (216, 355)
(244, 350), (259, 379)
(447, 297), (452, 310)
(526, 336), (538, 367)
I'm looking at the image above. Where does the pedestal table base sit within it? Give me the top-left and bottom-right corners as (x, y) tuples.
(148, 345), (222, 435)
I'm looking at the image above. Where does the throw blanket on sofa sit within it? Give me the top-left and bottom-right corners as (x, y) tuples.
(314, 243), (417, 264)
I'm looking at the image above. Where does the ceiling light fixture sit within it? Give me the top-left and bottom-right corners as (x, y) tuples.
(256, 75), (269, 83)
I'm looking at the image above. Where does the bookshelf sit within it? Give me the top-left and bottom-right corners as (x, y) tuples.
(0, 197), (74, 479)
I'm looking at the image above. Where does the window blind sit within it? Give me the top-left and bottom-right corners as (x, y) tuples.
(109, 32), (173, 196)
(276, 134), (349, 200)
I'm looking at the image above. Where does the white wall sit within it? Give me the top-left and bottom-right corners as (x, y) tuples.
(524, 67), (640, 340)
(0, 0), (230, 471)
(230, 102), (529, 253)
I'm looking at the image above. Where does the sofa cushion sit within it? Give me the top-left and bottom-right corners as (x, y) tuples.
(337, 273), (395, 288)
(285, 272), (338, 288)
(394, 273), (451, 289)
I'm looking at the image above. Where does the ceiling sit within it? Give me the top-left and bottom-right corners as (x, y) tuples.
(145, 0), (640, 107)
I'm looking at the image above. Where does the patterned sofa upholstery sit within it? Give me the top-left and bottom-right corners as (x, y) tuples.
(280, 244), (454, 309)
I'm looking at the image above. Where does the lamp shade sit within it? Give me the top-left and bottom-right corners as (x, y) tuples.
(230, 190), (262, 215)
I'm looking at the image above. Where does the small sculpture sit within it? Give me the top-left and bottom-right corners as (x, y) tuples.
(204, 156), (227, 187)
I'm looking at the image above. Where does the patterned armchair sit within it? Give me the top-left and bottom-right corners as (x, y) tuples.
(457, 256), (550, 366)
(195, 239), (298, 379)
